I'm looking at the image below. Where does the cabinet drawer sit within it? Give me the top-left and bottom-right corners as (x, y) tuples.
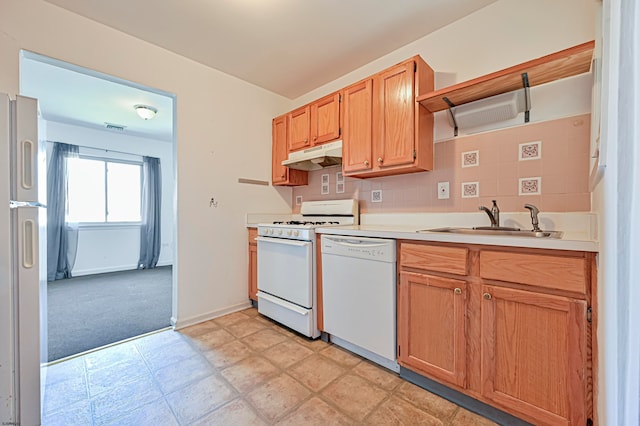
(400, 243), (468, 276)
(248, 228), (258, 245)
(479, 250), (587, 294)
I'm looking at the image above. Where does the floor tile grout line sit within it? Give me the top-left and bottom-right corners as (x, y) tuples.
(43, 307), (495, 426)
(184, 313), (400, 424)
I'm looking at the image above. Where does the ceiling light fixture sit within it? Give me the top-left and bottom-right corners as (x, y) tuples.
(134, 104), (157, 120)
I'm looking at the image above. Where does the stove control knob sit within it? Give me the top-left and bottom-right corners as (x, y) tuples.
(293, 230), (299, 237)
(286, 230), (292, 236)
(278, 229), (283, 235)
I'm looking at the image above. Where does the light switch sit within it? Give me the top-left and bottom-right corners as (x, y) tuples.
(437, 182), (450, 200)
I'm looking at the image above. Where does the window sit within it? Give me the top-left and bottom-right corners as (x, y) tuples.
(66, 157), (142, 223)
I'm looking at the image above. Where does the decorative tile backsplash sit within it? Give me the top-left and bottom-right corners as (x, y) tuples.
(321, 174), (329, 195)
(461, 182), (479, 198)
(336, 171), (344, 194)
(461, 150), (479, 167)
(519, 141), (542, 161)
(291, 114), (591, 214)
(519, 177), (542, 195)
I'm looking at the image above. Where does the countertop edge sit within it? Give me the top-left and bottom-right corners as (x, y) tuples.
(316, 225), (599, 252)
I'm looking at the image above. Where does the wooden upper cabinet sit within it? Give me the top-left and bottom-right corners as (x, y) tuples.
(373, 60), (415, 168)
(342, 78), (374, 174)
(481, 285), (587, 425)
(288, 105), (311, 152)
(288, 92), (341, 152)
(344, 56), (434, 178)
(272, 115), (308, 186)
(310, 91), (341, 145)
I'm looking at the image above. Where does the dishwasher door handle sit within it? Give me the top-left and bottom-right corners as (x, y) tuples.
(324, 237), (389, 248)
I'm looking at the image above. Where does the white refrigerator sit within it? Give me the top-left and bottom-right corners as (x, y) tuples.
(0, 94), (45, 425)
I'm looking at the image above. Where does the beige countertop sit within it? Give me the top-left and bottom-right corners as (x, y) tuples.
(316, 224), (598, 252)
(247, 211), (598, 252)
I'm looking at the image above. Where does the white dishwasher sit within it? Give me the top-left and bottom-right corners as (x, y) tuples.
(321, 234), (399, 372)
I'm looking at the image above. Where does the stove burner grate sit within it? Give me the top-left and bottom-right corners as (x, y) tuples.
(273, 220), (340, 226)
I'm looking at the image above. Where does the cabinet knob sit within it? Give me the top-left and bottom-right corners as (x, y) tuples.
(364, 160), (370, 166)
(304, 139), (308, 143)
(454, 288), (462, 295)
(378, 157), (383, 164)
(281, 174), (286, 179)
(483, 293), (492, 300)
(313, 136), (317, 141)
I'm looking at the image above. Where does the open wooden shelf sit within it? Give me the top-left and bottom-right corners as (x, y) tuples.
(417, 40), (595, 113)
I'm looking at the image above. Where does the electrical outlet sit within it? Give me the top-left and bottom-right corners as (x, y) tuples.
(372, 189), (382, 203)
(437, 182), (450, 200)
(295, 196), (302, 205)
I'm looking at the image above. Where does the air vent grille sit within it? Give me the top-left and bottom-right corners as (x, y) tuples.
(104, 122), (126, 131)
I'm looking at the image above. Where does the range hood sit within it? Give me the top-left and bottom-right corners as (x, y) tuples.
(282, 140), (342, 171)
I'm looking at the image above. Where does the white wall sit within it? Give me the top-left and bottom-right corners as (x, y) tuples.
(292, 0), (596, 141)
(0, 0), (293, 329)
(45, 121), (175, 275)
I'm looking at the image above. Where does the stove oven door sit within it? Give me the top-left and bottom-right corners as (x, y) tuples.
(256, 236), (313, 308)
(256, 236), (317, 337)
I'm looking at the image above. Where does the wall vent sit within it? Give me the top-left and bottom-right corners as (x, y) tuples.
(104, 122), (126, 131)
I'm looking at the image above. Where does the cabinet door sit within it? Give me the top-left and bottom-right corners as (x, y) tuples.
(310, 92), (341, 145)
(373, 60), (415, 168)
(288, 105), (311, 151)
(272, 115), (307, 186)
(248, 229), (258, 301)
(481, 285), (587, 425)
(398, 271), (466, 387)
(342, 79), (373, 174)
(272, 115), (289, 185)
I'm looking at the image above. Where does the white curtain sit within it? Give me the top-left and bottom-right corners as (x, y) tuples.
(601, 0), (640, 424)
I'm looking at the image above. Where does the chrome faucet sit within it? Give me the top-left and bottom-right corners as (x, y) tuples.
(479, 200), (500, 227)
(524, 204), (541, 231)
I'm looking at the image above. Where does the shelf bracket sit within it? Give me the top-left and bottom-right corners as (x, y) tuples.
(522, 72), (531, 123)
(443, 97), (458, 137)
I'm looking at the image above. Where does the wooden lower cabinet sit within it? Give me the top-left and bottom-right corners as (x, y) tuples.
(248, 228), (258, 301)
(398, 241), (595, 426)
(481, 285), (587, 425)
(398, 271), (466, 387)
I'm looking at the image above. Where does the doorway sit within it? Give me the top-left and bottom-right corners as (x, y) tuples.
(19, 51), (178, 362)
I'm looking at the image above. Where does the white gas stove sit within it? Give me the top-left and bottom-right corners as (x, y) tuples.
(257, 200), (358, 241)
(256, 199), (358, 338)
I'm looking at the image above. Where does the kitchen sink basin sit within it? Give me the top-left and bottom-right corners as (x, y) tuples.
(419, 227), (564, 239)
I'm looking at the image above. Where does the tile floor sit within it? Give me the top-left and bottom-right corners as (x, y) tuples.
(42, 307), (498, 425)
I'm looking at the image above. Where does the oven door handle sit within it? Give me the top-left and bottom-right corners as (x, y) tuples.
(256, 236), (311, 247)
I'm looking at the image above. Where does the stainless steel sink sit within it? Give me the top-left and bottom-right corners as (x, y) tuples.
(419, 227), (563, 239)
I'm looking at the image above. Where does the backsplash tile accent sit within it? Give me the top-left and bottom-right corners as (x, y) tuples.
(461, 182), (479, 198)
(461, 150), (479, 167)
(291, 114), (591, 214)
(519, 177), (542, 195)
(321, 174), (329, 195)
(519, 141), (542, 161)
(336, 172), (345, 194)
